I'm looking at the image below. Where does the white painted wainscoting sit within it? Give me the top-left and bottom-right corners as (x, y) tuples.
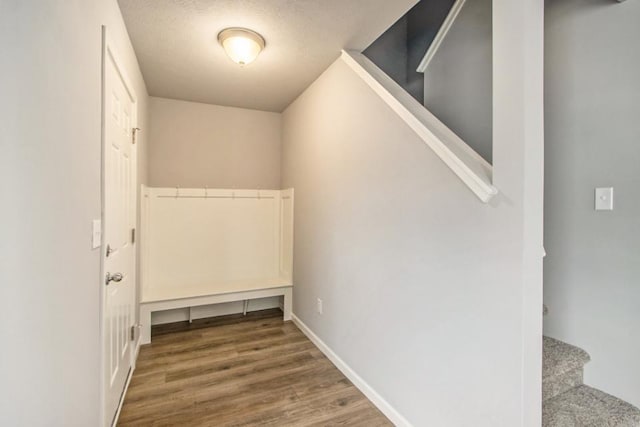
(139, 186), (294, 343)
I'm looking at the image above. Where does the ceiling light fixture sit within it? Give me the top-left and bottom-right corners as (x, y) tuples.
(217, 28), (265, 66)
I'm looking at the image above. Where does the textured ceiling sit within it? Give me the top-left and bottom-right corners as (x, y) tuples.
(118, 0), (418, 112)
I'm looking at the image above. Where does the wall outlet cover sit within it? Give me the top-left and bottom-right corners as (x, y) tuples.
(595, 187), (614, 211)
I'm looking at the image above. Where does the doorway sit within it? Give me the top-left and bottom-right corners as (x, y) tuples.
(101, 26), (138, 427)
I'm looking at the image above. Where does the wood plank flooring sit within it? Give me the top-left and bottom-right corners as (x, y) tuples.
(118, 309), (392, 426)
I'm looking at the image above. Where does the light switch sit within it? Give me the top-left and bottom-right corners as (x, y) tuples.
(595, 187), (614, 211)
(92, 219), (102, 249)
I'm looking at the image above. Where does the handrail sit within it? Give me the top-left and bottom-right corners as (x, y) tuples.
(341, 50), (497, 203)
(416, 0), (467, 73)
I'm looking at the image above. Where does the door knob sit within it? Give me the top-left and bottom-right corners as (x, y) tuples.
(106, 272), (124, 286)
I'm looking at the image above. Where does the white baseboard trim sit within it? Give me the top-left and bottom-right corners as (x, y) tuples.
(111, 340), (140, 426)
(111, 368), (133, 426)
(291, 314), (412, 427)
(132, 338), (141, 368)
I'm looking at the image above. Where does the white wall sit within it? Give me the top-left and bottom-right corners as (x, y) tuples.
(149, 97), (282, 189)
(280, 6), (544, 419)
(543, 0), (640, 408)
(0, 1), (148, 425)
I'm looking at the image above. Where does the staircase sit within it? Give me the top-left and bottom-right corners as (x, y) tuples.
(542, 336), (640, 426)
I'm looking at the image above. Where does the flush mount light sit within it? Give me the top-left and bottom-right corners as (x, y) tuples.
(217, 28), (265, 66)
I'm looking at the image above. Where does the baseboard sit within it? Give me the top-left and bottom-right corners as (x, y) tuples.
(111, 339), (140, 426)
(291, 314), (412, 427)
(111, 368), (133, 426)
(132, 337), (141, 368)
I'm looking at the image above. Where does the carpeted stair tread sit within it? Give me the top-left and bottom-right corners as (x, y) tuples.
(543, 385), (640, 427)
(543, 336), (591, 380)
(543, 367), (584, 402)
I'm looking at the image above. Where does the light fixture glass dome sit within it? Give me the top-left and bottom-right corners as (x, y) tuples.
(218, 28), (265, 66)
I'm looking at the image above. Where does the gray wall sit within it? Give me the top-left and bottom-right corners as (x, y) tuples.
(423, 0), (493, 163)
(281, 50), (543, 425)
(407, 0), (456, 103)
(363, 16), (409, 92)
(543, 0), (640, 407)
(0, 0), (148, 425)
(363, 0), (455, 104)
(149, 97), (282, 189)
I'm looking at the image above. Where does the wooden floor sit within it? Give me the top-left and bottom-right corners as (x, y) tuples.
(118, 309), (392, 426)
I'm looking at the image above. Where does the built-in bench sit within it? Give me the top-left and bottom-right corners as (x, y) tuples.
(139, 186), (295, 344)
(139, 278), (292, 344)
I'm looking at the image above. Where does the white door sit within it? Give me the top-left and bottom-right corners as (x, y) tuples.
(102, 30), (137, 427)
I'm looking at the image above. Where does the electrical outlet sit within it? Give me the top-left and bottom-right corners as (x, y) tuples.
(316, 298), (323, 315)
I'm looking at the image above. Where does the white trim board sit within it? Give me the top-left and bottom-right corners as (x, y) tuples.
(341, 50), (497, 203)
(416, 0), (468, 73)
(291, 314), (413, 427)
(112, 332), (141, 427)
(110, 370), (132, 427)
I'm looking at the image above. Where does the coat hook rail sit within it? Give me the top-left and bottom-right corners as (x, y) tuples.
(157, 187), (276, 200)
(155, 187), (277, 199)
(158, 196), (275, 199)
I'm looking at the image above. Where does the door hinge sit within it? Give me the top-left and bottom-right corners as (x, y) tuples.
(130, 325), (141, 341)
(132, 127), (141, 144)
(131, 228), (136, 244)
